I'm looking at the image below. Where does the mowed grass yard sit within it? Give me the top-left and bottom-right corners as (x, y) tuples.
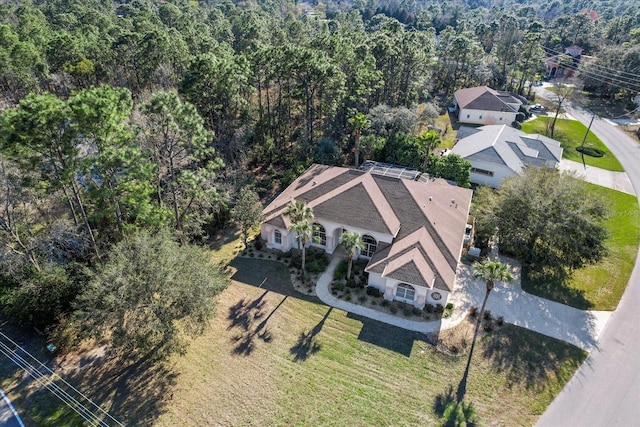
(524, 183), (640, 310)
(0, 233), (588, 426)
(151, 256), (585, 426)
(521, 117), (624, 171)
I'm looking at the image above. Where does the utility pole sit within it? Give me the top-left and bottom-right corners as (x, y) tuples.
(580, 113), (596, 169)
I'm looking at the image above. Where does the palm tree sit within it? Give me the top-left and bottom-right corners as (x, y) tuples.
(283, 200), (314, 225)
(340, 231), (365, 279)
(290, 219), (317, 276)
(283, 200), (314, 248)
(416, 130), (440, 171)
(458, 259), (514, 401)
(348, 112), (370, 168)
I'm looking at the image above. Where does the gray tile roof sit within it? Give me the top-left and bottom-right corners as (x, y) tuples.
(452, 125), (563, 173)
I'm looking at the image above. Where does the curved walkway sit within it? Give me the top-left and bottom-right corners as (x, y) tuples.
(315, 256), (467, 334)
(315, 253), (610, 352)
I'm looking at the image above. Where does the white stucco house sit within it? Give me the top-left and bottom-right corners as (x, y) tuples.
(260, 164), (473, 309)
(453, 86), (524, 125)
(451, 125), (563, 188)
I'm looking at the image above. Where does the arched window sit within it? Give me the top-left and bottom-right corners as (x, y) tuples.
(274, 230), (282, 245)
(396, 283), (416, 301)
(361, 235), (377, 258)
(313, 223), (326, 246)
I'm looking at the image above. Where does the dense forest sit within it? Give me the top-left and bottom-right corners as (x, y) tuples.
(1, 0), (640, 351)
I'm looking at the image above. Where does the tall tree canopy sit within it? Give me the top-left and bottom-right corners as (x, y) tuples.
(75, 230), (229, 358)
(476, 167), (608, 278)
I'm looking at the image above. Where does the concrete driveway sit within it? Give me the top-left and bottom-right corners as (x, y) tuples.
(315, 252), (609, 352)
(449, 257), (611, 352)
(559, 159), (635, 195)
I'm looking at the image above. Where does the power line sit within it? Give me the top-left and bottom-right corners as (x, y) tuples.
(539, 48), (640, 87)
(0, 333), (124, 427)
(535, 50), (640, 93)
(541, 45), (640, 80)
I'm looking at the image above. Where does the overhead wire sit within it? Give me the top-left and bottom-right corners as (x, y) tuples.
(541, 45), (640, 80)
(535, 47), (640, 93)
(0, 333), (124, 427)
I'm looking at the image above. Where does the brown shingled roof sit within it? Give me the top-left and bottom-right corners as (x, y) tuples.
(454, 86), (522, 112)
(263, 164), (473, 292)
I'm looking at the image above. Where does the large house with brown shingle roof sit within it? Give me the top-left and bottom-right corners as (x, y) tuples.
(260, 164), (473, 308)
(453, 86), (524, 125)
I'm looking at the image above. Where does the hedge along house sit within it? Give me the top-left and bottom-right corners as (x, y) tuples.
(260, 164), (473, 309)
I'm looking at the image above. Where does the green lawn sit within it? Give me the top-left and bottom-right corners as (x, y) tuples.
(523, 183), (640, 310)
(0, 241), (590, 426)
(521, 117), (624, 172)
(152, 257), (585, 426)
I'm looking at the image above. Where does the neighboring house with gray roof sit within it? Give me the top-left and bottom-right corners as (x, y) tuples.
(261, 164), (473, 309)
(451, 124), (563, 188)
(453, 86), (524, 125)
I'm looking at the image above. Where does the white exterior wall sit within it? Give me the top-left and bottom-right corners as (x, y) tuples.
(366, 273), (429, 309)
(427, 289), (450, 306)
(310, 218), (393, 256)
(261, 224), (295, 252)
(262, 219), (394, 256)
(366, 272), (386, 292)
(458, 108), (517, 126)
(467, 158), (515, 188)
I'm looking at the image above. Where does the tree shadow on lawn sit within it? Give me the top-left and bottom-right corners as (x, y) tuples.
(59, 349), (178, 426)
(229, 257), (319, 302)
(521, 267), (593, 310)
(433, 384), (477, 427)
(290, 307), (332, 362)
(347, 313), (429, 357)
(481, 325), (587, 390)
(227, 291), (287, 356)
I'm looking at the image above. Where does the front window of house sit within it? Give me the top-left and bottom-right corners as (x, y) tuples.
(470, 167), (494, 177)
(274, 230), (282, 245)
(313, 223), (326, 246)
(361, 235), (377, 258)
(396, 283), (416, 301)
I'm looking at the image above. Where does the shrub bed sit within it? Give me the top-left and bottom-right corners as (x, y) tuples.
(576, 146), (605, 157)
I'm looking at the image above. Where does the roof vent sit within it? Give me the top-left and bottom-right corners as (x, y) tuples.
(450, 199), (455, 205)
(429, 196), (432, 201)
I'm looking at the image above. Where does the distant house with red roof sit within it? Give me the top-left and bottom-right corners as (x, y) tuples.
(453, 86), (524, 126)
(260, 164), (473, 308)
(546, 45), (584, 78)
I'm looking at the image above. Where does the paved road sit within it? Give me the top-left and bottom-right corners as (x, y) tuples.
(0, 389), (23, 427)
(536, 95), (640, 426)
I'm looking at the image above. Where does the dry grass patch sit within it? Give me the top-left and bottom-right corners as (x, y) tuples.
(150, 259), (585, 426)
(0, 232), (587, 426)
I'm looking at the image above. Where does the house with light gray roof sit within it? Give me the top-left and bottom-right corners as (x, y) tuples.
(260, 164), (473, 309)
(451, 124), (563, 188)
